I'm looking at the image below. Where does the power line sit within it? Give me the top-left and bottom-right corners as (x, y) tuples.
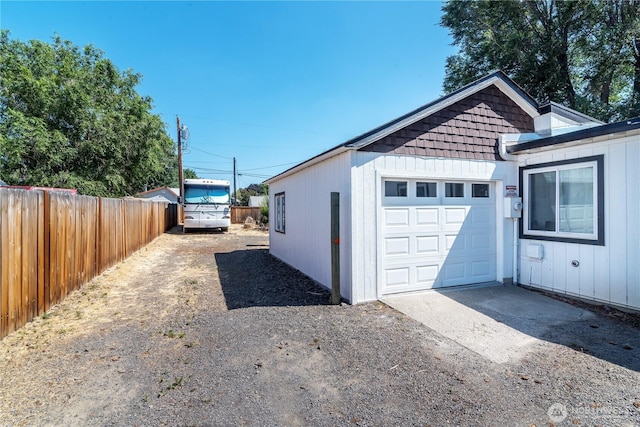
(189, 147), (234, 160)
(238, 172), (271, 179)
(185, 166), (233, 174)
(187, 157), (301, 175)
(187, 160), (231, 165)
(239, 160), (303, 172)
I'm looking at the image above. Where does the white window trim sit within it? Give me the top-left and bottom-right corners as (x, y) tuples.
(274, 192), (285, 233)
(521, 155), (604, 245)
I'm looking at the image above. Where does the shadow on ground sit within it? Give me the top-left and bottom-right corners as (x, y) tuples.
(215, 248), (331, 309)
(166, 225), (228, 235)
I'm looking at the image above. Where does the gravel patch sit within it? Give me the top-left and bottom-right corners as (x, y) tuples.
(1, 225), (639, 426)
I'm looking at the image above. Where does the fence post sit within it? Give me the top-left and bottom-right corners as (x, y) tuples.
(42, 191), (50, 313)
(330, 192), (340, 305)
(0, 191), (6, 337)
(96, 197), (102, 274)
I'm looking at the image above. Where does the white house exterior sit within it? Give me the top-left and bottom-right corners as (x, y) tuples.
(248, 195), (268, 207)
(506, 118), (640, 312)
(266, 71), (640, 311)
(136, 186), (180, 204)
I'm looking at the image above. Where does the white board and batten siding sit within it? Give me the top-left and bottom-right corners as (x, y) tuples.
(268, 151), (353, 301)
(517, 134), (640, 311)
(350, 152), (518, 303)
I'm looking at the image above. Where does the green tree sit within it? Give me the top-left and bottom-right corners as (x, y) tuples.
(576, 0), (640, 119)
(0, 31), (177, 196)
(234, 183), (267, 206)
(183, 168), (199, 180)
(441, 0), (640, 122)
(169, 168), (199, 187)
(259, 197), (269, 225)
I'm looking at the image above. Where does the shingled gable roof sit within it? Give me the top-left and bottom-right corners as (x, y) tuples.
(265, 71), (539, 184)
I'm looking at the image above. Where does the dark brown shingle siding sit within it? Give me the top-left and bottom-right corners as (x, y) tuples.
(360, 86), (535, 161)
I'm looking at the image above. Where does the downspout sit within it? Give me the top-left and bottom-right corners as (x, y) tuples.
(498, 134), (518, 161)
(499, 135), (520, 285)
(513, 217), (519, 285)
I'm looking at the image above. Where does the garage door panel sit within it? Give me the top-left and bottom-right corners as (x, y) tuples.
(470, 233), (494, 251)
(416, 235), (439, 253)
(442, 261), (466, 282)
(469, 206), (493, 226)
(416, 264), (439, 286)
(380, 181), (497, 296)
(385, 267), (410, 288)
(384, 209), (410, 227)
(384, 237), (410, 256)
(445, 234), (466, 253)
(444, 207), (467, 225)
(470, 259), (492, 278)
(416, 208), (439, 226)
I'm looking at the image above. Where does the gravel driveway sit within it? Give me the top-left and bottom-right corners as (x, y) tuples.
(1, 225), (639, 426)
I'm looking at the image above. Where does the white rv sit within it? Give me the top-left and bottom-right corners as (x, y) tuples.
(182, 179), (231, 232)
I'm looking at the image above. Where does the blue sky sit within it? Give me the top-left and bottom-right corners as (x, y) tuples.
(1, 1), (456, 189)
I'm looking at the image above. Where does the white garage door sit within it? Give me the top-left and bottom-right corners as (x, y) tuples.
(380, 179), (496, 296)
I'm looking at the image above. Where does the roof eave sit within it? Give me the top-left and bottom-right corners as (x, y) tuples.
(264, 71), (540, 184)
(538, 101), (605, 125)
(507, 118), (640, 154)
(344, 71), (539, 150)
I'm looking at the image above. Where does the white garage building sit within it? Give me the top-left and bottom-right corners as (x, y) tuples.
(265, 71), (640, 311)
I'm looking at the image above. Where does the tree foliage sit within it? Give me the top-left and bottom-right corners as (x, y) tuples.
(183, 168), (199, 180)
(441, 0), (640, 122)
(0, 31), (177, 196)
(234, 183), (268, 206)
(167, 168), (199, 187)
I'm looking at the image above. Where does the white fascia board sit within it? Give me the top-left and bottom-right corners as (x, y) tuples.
(493, 79), (540, 118)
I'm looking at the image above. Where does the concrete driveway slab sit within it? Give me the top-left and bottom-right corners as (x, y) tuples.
(382, 284), (596, 364)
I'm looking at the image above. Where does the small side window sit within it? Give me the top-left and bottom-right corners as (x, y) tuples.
(416, 182), (437, 198)
(445, 182), (464, 198)
(385, 181), (407, 197)
(274, 192), (285, 233)
(472, 183), (490, 198)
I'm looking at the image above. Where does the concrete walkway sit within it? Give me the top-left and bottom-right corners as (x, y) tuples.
(383, 284), (596, 364)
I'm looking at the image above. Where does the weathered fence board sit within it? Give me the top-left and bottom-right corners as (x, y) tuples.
(231, 206), (263, 224)
(0, 193), (8, 338)
(0, 189), (178, 339)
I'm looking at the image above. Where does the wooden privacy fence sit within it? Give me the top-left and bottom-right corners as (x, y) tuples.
(0, 189), (178, 339)
(231, 206), (263, 224)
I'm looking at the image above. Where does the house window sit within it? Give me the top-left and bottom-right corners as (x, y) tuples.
(385, 181), (407, 197)
(521, 155), (603, 245)
(416, 182), (437, 197)
(274, 192), (285, 233)
(472, 183), (490, 198)
(445, 182), (464, 198)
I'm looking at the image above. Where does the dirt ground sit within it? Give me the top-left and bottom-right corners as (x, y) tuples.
(0, 224), (639, 426)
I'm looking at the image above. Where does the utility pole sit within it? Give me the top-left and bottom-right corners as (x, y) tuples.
(233, 157), (237, 206)
(177, 116), (184, 202)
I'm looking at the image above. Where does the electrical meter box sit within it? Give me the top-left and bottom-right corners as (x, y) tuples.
(504, 197), (522, 218)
